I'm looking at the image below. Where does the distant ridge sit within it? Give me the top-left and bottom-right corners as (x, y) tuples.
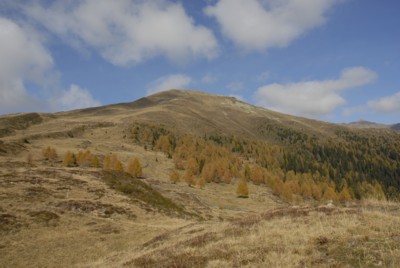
(346, 120), (388, 129)
(391, 123), (400, 131)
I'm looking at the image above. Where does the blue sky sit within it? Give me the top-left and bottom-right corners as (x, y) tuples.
(0, 0), (399, 124)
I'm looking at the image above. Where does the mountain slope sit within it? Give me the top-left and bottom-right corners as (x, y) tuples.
(61, 89), (393, 143)
(1, 89), (400, 267)
(1, 89), (399, 199)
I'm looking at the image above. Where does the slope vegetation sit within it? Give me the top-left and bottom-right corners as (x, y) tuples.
(1, 89), (400, 267)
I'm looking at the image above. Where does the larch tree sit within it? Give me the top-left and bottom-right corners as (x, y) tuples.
(197, 176), (206, 189)
(103, 155), (111, 170)
(127, 158), (143, 178)
(42, 146), (58, 162)
(236, 178), (249, 198)
(169, 169), (180, 184)
(113, 159), (124, 173)
(63, 151), (77, 167)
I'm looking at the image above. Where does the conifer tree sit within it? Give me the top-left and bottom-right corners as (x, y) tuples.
(42, 146), (58, 161)
(63, 151), (77, 167)
(339, 186), (352, 202)
(127, 158), (143, 177)
(223, 169), (232, 184)
(91, 155), (100, 168)
(236, 178), (249, 198)
(244, 164), (251, 181)
(184, 169), (196, 187)
(197, 176), (206, 189)
(103, 155), (111, 170)
(169, 169), (180, 184)
(113, 159), (124, 172)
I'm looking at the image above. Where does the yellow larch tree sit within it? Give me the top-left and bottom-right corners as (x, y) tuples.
(236, 178), (249, 198)
(169, 169), (180, 184)
(127, 158), (143, 177)
(63, 151), (77, 167)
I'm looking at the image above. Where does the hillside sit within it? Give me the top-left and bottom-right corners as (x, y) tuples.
(392, 123), (400, 131)
(1, 89), (400, 267)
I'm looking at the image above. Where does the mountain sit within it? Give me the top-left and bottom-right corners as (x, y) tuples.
(346, 120), (388, 129)
(62, 89), (394, 141)
(392, 123), (400, 131)
(1, 89), (400, 267)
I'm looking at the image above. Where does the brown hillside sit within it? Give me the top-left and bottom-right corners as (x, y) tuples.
(1, 89), (400, 267)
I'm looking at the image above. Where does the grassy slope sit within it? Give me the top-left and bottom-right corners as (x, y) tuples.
(1, 90), (400, 267)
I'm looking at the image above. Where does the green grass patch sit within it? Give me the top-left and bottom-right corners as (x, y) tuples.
(101, 171), (197, 218)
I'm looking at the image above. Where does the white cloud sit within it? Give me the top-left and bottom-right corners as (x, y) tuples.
(341, 106), (366, 117)
(24, 0), (218, 66)
(147, 74), (192, 95)
(0, 17), (53, 113)
(368, 91), (400, 114)
(255, 67), (377, 117)
(0, 17), (99, 114)
(55, 84), (101, 111)
(205, 0), (335, 51)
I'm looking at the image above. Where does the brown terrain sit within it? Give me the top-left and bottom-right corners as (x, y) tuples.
(1, 90), (400, 267)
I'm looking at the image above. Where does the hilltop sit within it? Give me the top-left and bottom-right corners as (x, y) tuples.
(1, 89), (400, 267)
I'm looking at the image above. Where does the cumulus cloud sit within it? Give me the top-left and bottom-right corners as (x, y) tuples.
(0, 17), (53, 113)
(147, 74), (192, 95)
(24, 0), (218, 66)
(255, 67), (377, 117)
(55, 84), (101, 111)
(341, 106), (366, 117)
(205, 0), (335, 51)
(368, 91), (400, 114)
(0, 17), (99, 114)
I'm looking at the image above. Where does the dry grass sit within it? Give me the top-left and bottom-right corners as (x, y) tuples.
(1, 92), (400, 267)
(104, 204), (399, 268)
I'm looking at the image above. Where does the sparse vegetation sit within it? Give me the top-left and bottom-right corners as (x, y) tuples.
(2, 90), (400, 267)
(63, 150), (101, 168)
(103, 153), (124, 172)
(63, 151), (77, 167)
(42, 146), (58, 162)
(101, 171), (193, 217)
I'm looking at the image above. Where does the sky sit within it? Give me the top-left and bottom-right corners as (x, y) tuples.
(0, 0), (399, 124)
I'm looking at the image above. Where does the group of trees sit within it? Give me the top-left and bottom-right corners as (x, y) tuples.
(129, 123), (400, 201)
(61, 149), (143, 178)
(42, 146), (58, 162)
(63, 149), (100, 168)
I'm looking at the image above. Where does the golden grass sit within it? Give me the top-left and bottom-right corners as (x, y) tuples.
(107, 204), (400, 268)
(1, 92), (400, 267)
